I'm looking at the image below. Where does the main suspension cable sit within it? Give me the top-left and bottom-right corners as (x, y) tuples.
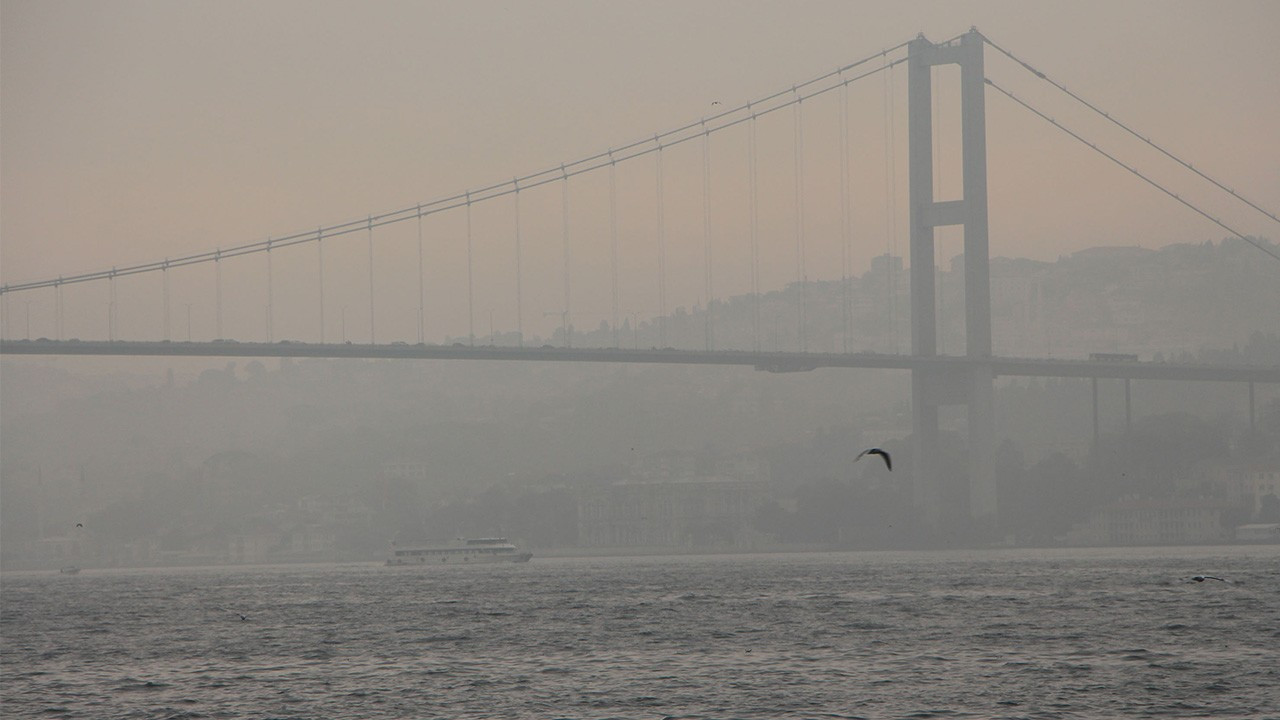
(983, 33), (1280, 228)
(986, 78), (1280, 264)
(1, 44), (912, 296)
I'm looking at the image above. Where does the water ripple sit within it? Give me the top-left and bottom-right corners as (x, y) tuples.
(4, 548), (1279, 718)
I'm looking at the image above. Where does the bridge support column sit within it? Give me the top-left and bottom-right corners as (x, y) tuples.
(908, 29), (998, 538)
(1125, 378), (1132, 432)
(910, 373), (942, 524)
(1092, 377), (1100, 451)
(967, 363), (997, 529)
(1249, 382), (1256, 435)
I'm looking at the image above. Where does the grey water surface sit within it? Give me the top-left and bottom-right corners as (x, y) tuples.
(3, 547), (1278, 719)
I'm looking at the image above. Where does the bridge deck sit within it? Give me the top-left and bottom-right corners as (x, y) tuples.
(2, 340), (1276, 383)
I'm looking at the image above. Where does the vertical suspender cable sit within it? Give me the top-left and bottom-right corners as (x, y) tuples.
(702, 123), (713, 351)
(266, 241), (274, 342)
(885, 59), (899, 353)
(840, 74), (852, 353)
(748, 108), (761, 353)
(890, 61), (900, 354)
(466, 191), (475, 346)
(56, 282), (63, 341)
(514, 180), (523, 347)
(562, 166), (572, 348)
(367, 217), (375, 344)
(609, 151), (620, 349)
(109, 270), (117, 341)
(794, 93), (807, 352)
(933, 66), (944, 354)
(417, 206), (425, 344)
(655, 140), (667, 348)
(214, 254), (221, 340)
(162, 263), (170, 342)
(317, 229), (325, 343)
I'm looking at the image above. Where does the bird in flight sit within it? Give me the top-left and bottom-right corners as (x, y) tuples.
(1190, 575), (1227, 583)
(220, 607), (250, 621)
(856, 448), (892, 471)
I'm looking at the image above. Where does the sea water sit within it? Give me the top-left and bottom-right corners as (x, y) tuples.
(3, 546), (1278, 719)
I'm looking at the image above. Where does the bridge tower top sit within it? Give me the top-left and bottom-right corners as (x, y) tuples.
(908, 28), (990, 360)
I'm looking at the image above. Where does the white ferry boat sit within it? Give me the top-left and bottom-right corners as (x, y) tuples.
(386, 537), (532, 566)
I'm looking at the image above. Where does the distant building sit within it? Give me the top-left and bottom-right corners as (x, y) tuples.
(577, 478), (772, 549)
(296, 494), (374, 525)
(1235, 523), (1280, 542)
(1239, 467), (1280, 519)
(1194, 462), (1280, 520)
(1069, 245), (1154, 263)
(27, 535), (81, 565)
(1065, 497), (1233, 546)
(228, 533), (277, 564)
(713, 456), (769, 483)
(286, 525), (335, 556)
(383, 461), (429, 482)
(869, 253), (903, 276)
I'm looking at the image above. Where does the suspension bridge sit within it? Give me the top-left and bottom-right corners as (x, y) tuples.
(3, 29), (1278, 532)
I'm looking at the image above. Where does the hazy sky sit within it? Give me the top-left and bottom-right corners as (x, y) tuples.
(3, 0), (1278, 344)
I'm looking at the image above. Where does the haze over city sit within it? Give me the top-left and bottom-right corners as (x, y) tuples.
(2, 2), (1279, 717)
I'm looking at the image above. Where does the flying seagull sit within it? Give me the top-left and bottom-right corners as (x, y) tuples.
(75, 523), (83, 528)
(856, 448), (892, 471)
(1190, 575), (1227, 583)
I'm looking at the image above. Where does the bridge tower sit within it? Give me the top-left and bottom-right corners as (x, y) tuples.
(907, 29), (998, 536)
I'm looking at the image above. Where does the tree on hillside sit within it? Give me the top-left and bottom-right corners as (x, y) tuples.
(1093, 412), (1229, 500)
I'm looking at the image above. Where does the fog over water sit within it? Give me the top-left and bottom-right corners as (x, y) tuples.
(2, 1), (1280, 717)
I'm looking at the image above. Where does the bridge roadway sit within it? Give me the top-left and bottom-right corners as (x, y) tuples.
(2, 339), (1277, 383)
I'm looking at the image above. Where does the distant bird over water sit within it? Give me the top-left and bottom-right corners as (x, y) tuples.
(856, 448), (892, 471)
(220, 607), (250, 621)
(1191, 575), (1227, 583)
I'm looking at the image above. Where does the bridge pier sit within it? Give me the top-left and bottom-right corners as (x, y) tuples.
(908, 30), (998, 537)
(1249, 381), (1255, 435)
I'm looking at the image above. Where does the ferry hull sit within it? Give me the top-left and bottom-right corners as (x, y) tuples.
(386, 552), (532, 566)
(386, 538), (532, 566)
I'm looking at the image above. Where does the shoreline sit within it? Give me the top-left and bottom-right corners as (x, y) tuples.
(5, 541), (1277, 575)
